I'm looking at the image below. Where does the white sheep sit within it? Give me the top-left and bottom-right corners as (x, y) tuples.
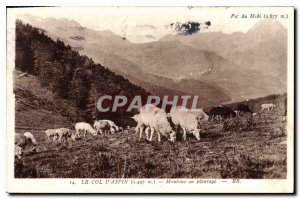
(261, 103), (276, 112)
(93, 120), (110, 135)
(45, 129), (59, 142)
(169, 106), (201, 141)
(75, 122), (97, 138)
(131, 114), (151, 140)
(101, 119), (119, 133)
(15, 132), (37, 158)
(15, 133), (35, 147)
(191, 109), (209, 122)
(23, 132), (37, 145)
(55, 128), (74, 142)
(132, 104), (176, 142)
(45, 128), (75, 143)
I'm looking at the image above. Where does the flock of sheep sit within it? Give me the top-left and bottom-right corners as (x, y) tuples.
(15, 102), (282, 159)
(131, 104), (210, 142)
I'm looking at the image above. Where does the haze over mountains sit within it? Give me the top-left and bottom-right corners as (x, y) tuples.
(161, 19), (287, 84)
(21, 15), (287, 104)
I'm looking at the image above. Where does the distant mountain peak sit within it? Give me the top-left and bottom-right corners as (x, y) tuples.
(247, 19), (287, 36)
(44, 17), (83, 27)
(20, 14), (84, 31)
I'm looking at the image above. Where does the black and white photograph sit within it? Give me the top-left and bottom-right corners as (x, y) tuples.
(6, 6), (294, 193)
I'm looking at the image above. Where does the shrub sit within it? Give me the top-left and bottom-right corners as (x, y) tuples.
(223, 115), (252, 132)
(220, 154), (264, 179)
(15, 159), (49, 178)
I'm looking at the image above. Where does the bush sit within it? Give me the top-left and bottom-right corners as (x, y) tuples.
(223, 115), (252, 132)
(15, 159), (49, 178)
(220, 154), (264, 179)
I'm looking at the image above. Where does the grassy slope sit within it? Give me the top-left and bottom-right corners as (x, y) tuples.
(14, 69), (83, 129)
(15, 97), (287, 178)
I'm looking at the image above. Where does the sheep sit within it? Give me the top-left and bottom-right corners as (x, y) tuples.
(45, 128), (75, 143)
(75, 122), (97, 138)
(55, 128), (74, 143)
(15, 133), (35, 148)
(190, 109), (209, 126)
(261, 103), (276, 112)
(23, 132), (37, 145)
(169, 106), (201, 141)
(191, 109), (209, 122)
(45, 129), (59, 142)
(93, 120), (110, 135)
(94, 119), (120, 134)
(109, 126), (116, 134)
(15, 132), (36, 158)
(132, 104), (176, 142)
(101, 119), (119, 133)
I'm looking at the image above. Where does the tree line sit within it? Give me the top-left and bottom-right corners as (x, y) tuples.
(15, 20), (150, 125)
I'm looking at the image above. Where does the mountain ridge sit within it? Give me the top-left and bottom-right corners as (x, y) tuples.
(20, 15), (287, 101)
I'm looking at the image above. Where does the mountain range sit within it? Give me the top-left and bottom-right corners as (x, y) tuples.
(20, 15), (287, 104)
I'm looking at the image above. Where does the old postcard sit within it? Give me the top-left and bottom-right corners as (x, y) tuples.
(6, 7), (294, 193)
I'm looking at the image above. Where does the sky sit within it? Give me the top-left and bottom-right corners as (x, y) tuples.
(8, 7), (290, 43)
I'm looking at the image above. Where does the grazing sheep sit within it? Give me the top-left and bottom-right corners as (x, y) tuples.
(132, 104), (176, 142)
(75, 122), (97, 138)
(191, 109), (209, 123)
(101, 119), (119, 133)
(261, 103), (276, 112)
(55, 128), (74, 143)
(169, 106), (201, 141)
(15, 132), (37, 158)
(45, 128), (75, 143)
(109, 126), (116, 134)
(23, 132), (37, 145)
(189, 109), (210, 132)
(93, 120), (110, 135)
(15, 133), (34, 148)
(45, 129), (59, 142)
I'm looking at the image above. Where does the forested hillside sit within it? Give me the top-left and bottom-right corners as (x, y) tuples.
(15, 20), (150, 125)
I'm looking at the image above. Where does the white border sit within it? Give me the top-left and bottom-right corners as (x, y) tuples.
(3, 4), (296, 196)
